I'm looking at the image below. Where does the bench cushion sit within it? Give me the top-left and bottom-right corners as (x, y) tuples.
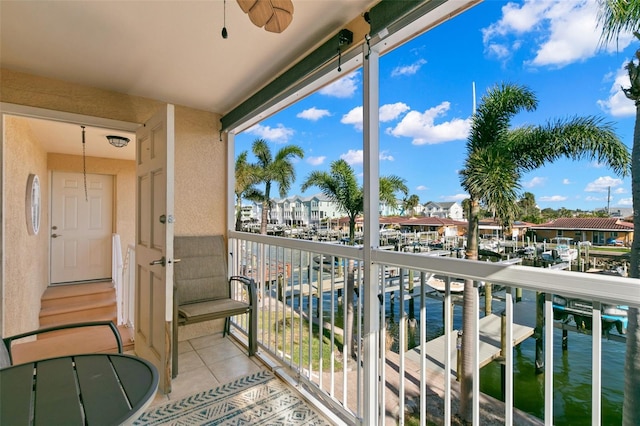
(178, 299), (250, 323)
(174, 235), (229, 304)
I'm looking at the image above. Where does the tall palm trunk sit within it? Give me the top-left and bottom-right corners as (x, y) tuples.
(235, 198), (243, 231)
(623, 103), (640, 425)
(460, 198), (480, 422)
(260, 201), (269, 234)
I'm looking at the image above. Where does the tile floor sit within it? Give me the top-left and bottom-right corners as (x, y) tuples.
(146, 332), (266, 409)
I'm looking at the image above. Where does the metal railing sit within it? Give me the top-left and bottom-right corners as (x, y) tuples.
(228, 231), (639, 425)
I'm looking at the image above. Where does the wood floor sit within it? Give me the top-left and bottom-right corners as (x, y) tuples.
(10, 281), (135, 364)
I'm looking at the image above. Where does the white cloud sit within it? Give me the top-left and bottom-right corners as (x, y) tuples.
(379, 151), (394, 161)
(297, 107), (331, 121)
(482, 0), (634, 68)
(338, 149), (394, 165)
(391, 59), (427, 77)
(538, 195), (567, 202)
(523, 176), (546, 188)
(245, 123), (294, 143)
(341, 102), (411, 131)
(584, 176), (623, 192)
(341, 149), (363, 165)
(387, 101), (471, 145)
(416, 185), (428, 191)
(319, 72), (359, 98)
(562, 178), (571, 185)
(341, 107), (364, 130)
(441, 193), (468, 202)
(585, 195), (606, 202)
(485, 43), (511, 60)
(597, 62), (635, 117)
(380, 103), (410, 122)
(307, 156), (326, 166)
(618, 197), (632, 206)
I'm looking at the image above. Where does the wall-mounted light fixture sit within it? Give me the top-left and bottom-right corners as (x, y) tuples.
(106, 135), (130, 148)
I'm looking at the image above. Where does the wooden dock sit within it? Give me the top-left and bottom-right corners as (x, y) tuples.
(406, 312), (535, 376)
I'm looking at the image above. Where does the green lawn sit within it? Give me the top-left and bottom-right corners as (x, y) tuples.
(257, 308), (344, 371)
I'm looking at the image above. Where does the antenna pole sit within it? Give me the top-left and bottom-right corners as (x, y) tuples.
(472, 81), (476, 115)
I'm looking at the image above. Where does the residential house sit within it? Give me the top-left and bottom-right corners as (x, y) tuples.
(423, 201), (464, 220)
(530, 217), (634, 246)
(478, 219), (533, 241)
(271, 193), (346, 227)
(396, 216), (466, 238)
(601, 207), (634, 219)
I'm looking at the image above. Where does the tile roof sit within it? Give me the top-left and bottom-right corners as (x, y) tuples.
(531, 217), (634, 231)
(397, 216), (467, 226)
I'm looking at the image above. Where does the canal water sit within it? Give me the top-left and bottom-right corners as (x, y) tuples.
(384, 288), (625, 425)
(248, 245), (624, 424)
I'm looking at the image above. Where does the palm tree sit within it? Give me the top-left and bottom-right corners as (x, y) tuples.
(403, 194), (421, 216)
(457, 82), (631, 422)
(234, 151), (263, 231)
(518, 191), (537, 218)
(251, 139), (304, 234)
(301, 159), (407, 359)
(598, 4), (640, 423)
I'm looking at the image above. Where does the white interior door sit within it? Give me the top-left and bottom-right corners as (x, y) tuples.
(50, 171), (113, 284)
(134, 104), (175, 394)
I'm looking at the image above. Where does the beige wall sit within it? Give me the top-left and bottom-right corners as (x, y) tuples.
(2, 68), (228, 337)
(4, 116), (50, 336)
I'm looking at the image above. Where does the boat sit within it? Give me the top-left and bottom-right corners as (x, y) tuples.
(426, 276), (465, 293)
(312, 254), (340, 272)
(552, 294), (628, 335)
(552, 237), (578, 262)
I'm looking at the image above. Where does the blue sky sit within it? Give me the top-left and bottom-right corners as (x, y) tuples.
(235, 0), (637, 211)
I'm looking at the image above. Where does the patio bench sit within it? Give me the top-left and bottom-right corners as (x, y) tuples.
(172, 235), (257, 378)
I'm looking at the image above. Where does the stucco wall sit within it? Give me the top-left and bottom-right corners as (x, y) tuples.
(2, 68), (228, 338)
(4, 116), (49, 336)
(174, 106), (226, 235)
(1, 69), (226, 236)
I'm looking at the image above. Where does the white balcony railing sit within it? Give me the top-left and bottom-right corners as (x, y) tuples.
(227, 231), (639, 425)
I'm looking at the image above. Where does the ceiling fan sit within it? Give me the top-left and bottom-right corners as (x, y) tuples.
(236, 0), (294, 33)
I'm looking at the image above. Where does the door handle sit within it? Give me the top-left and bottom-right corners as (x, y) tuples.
(149, 257), (166, 266)
(51, 233), (62, 238)
(168, 258), (181, 264)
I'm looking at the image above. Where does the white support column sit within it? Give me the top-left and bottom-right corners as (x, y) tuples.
(472, 283), (480, 425)
(544, 293), (554, 425)
(362, 42), (381, 426)
(592, 302), (602, 426)
(505, 287), (514, 425)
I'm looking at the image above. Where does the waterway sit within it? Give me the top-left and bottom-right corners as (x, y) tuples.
(245, 244), (625, 424)
(384, 288), (625, 425)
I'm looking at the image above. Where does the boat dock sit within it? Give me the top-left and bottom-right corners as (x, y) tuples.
(406, 312), (535, 376)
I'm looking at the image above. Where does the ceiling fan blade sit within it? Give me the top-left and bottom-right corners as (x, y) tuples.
(265, 0), (294, 33)
(236, 0), (257, 14)
(248, 0), (273, 28)
(236, 0), (294, 33)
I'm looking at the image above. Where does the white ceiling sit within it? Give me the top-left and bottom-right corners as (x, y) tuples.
(1, 0), (378, 160)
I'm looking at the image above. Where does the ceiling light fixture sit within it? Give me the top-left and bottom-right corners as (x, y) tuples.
(106, 135), (130, 148)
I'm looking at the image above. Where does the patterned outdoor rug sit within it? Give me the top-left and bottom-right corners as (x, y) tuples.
(134, 370), (333, 425)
